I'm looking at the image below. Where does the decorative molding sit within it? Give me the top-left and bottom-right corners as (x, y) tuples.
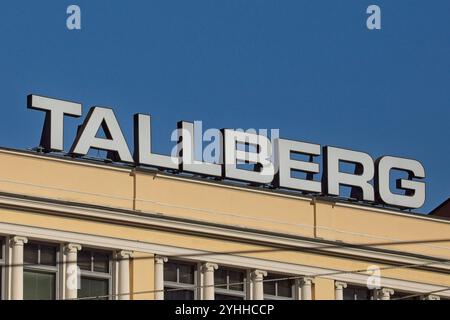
(64, 243), (82, 253)
(0, 221), (448, 297)
(335, 281), (347, 289)
(117, 250), (133, 259)
(201, 262), (218, 272)
(10, 236), (28, 246)
(154, 256), (168, 264)
(299, 277), (314, 285)
(250, 270), (267, 280)
(0, 193), (448, 273)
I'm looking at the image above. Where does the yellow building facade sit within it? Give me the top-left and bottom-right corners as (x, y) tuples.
(0, 148), (449, 300)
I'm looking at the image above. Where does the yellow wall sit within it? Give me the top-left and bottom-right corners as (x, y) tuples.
(314, 200), (450, 259)
(0, 149), (449, 299)
(131, 252), (155, 300)
(1, 149), (448, 259)
(134, 171), (315, 238)
(313, 278), (335, 300)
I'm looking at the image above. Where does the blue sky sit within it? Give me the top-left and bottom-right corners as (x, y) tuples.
(0, 1), (448, 213)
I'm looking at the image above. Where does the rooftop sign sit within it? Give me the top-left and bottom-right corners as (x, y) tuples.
(27, 94), (426, 209)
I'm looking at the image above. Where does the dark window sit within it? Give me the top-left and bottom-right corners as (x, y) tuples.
(39, 245), (57, 266)
(77, 249), (110, 273)
(77, 250), (91, 271)
(215, 268), (227, 286)
(23, 242), (58, 300)
(23, 270), (56, 300)
(164, 260), (197, 300)
(77, 249), (111, 300)
(165, 288), (195, 300)
(343, 285), (373, 300)
(214, 267), (246, 300)
(179, 263), (195, 284)
(164, 262), (178, 282)
(228, 270), (244, 291)
(164, 261), (195, 285)
(78, 277), (109, 300)
(24, 243), (39, 265)
(214, 268), (245, 291)
(263, 273), (294, 299)
(93, 252), (109, 273)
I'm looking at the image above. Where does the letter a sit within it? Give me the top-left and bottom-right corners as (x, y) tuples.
(67, 5), (81, 30)
(366, 5), (381, 30)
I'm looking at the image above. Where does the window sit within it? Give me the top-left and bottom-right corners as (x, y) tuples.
(214, 267), (246, 300)
(343, 284), (374, 300)
(77, 248), (111, 300)
(23, 242), (58, 300)
(0, 238), (4, 300)
(263, 273), (294, 300)
(164, 260), (196, 300)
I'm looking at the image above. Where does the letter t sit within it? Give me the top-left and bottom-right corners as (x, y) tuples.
(27, 94), (82, 152)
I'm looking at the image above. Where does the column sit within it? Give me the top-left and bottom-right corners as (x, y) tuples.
(335, 281), (347, 300)
(117, 250), (133, 300)
(65, 243), (82, 299)
(377, 288), (394, 300)
(154, 256), (168, 300)
(299, 277), (314, 300)
(251, 270), (267, 300)
(294, 279), (302, 300)
(10, 236), (28, 300)
(202, 262), (218, 300)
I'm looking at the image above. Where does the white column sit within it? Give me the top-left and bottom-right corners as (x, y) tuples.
(299, 277), (314, 300)
(65, 243), (82, 300)
(377, 288), (394, 300)
(202, 262), (218, 300)
(10, 236), (28, 300)
(117, 250), (133, 300)
(294, 279), (302, 300)
(335, 281), (347, 300)
(251, 270), (267, 300)
(154, 256), (167, 300)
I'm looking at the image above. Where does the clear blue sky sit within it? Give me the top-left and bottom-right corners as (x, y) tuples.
(0, 1), (448, 213)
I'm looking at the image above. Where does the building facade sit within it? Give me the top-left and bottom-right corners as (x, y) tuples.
(0, 148), (449, 300)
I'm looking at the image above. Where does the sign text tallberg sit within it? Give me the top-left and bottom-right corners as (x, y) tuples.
(27, 94), (426, 209)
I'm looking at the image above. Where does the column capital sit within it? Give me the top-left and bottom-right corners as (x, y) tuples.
(377, 288), (395, 300)
(65, 243), (82, 253)
(201, 262), (218, 272)
(299, 276), (314, 286)
(250, 269), (267, 280)
(10, 236), (28, 246)
(381, 288), (394, 295)
(155, 256), (168, 264)
(335, 281), (347, 290)
(117, 250), (133, 259)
